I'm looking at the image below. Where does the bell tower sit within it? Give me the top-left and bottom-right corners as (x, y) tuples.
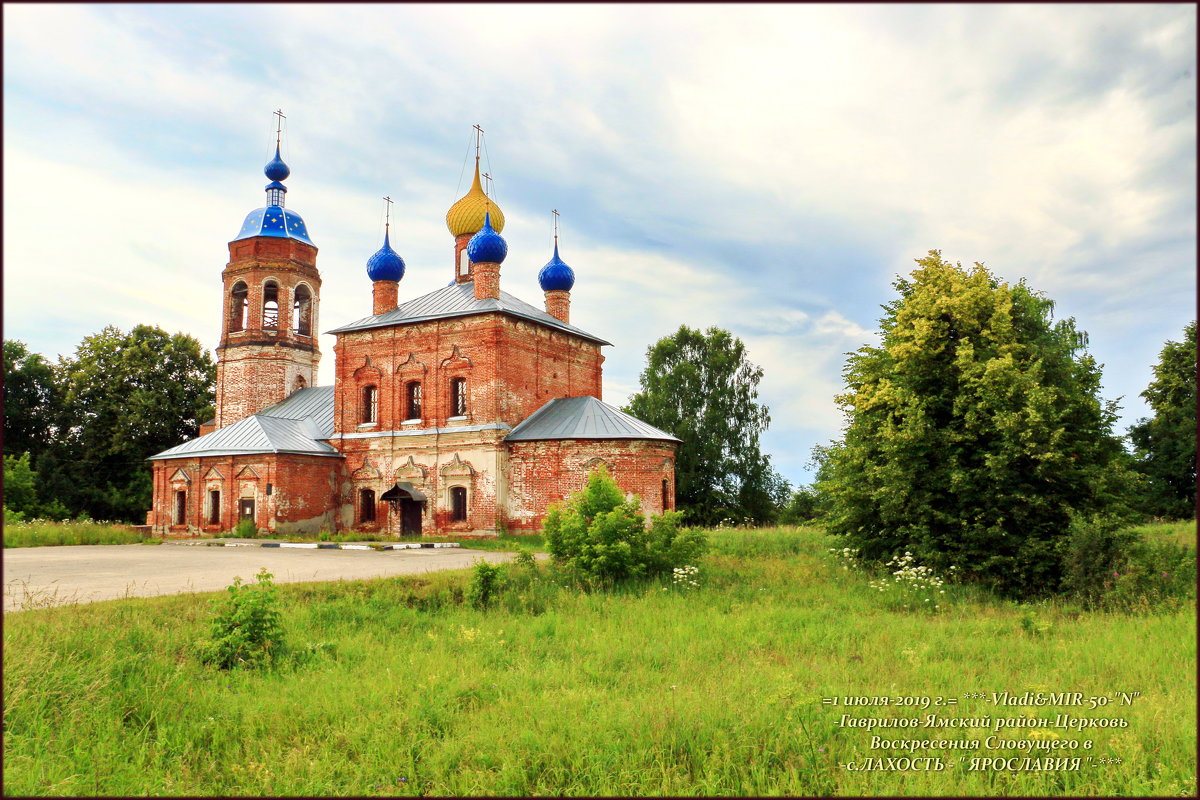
(214, 112), (322, 429)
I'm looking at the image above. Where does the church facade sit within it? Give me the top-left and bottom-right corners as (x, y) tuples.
(147, 137), (678, 538)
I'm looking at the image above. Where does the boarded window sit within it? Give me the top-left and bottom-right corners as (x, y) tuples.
(662, 479), (671, 511)
(174, 490), (187, 525)
(293, 285), (312, 336)
(450, 486), (467, 522)
(230, 282), (248, 332)
(262, 281), (279, 330)
(360, 489), (376, 523)
(450, 377), (467, 416)
(208, 490), (221, 525)
(362, 385), (378, 424)
(406, 381), (422, 420)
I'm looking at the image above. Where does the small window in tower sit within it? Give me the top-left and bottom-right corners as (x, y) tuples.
(406, 381), (422, 421)
(662, 479), (671, 511)
(360, 489), (376, 523)
(174, 490), (187, 525)
(458, 248), (470, 276)
(262, 281), (279, 330)
(450, 377), (467, 417)
(361, 385), (379, 424)
(209, 490), (221, 525)
(230, 282), (248, 332)
(293, 285), (312, 336)
(450, 486), (467, 522)
(293, 375), (307, 393)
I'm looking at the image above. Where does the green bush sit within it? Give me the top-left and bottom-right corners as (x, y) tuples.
(1062, 517), (1196, 610)
(543, 465), (707, 584)
(233, 518), (258, 538)
(466, 560), (503, 610)
(195, 569), (286, 670)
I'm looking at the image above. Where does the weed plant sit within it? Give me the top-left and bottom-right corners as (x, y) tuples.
(3, 520), (151, 548)
(3, 522), (1195, 796)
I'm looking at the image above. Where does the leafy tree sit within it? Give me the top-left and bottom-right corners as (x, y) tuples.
(817, 252), (1137, 599)
(779, 485), (821, 524)
(3, 340), (61, 460)
(49, 325), (215, 521)
(3, 452), (39, 517)
(1128, 321), (1196, 520)
(625, 325), (783, 525)
(543, 465), (706, 584)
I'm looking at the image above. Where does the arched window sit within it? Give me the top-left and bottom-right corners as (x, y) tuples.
(229, 282), (248, 332)
(450, 486), (467, 522)
(360, 489), (376, 523)
(262, 281), (279, 330)
(406, 381), (422, 420)
(450, 377), (467, 417)
(361, 385), (378, 424)
(293, 285), (312, 336)
(292, 375), (308, 393)
(662, 479), (671, 511)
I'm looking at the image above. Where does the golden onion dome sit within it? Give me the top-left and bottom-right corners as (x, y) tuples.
(446, 160), (505, 237)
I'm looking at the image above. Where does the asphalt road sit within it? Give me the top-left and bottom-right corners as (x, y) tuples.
(2, 543), (519, 613)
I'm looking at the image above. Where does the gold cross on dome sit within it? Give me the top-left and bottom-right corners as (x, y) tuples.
(383, 195), (393, 228)
(473, 123), (484, 159)
(482, 172), (493, 195)
(552, 208), (559, 243)
(273, 109), (286, 145)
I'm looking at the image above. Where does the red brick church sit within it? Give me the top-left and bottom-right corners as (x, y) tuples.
(148, 133), (678, 537)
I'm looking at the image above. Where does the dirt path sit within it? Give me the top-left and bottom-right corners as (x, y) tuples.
(3, 544), (517, 612)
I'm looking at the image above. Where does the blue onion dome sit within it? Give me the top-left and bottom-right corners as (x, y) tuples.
(264, 145), (290, 181)
(466, 211), (507, 264)
(366, 230), (406, 282)
(538, 241), (575, 292)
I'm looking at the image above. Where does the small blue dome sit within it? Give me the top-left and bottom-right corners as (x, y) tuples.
(264, 180), (287, 192)
(264, 145), (290, 182)
(466, 212), (507, 265)
(366, 230), (406, 282)
(538, 242), (575, 292)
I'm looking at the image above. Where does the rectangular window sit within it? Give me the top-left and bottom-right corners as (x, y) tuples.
(174, 490), (187, 525)
(362, 386), (378, 424)
(450, 486), (468, 522)
(407, 381), (422, 420)
(209, 490), (221, 525)
(360, 489), (376, 523)
(451, 378), (467, 416)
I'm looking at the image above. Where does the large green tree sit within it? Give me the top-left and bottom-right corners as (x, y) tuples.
(1128, 321), (1196, 520)
(624, 325), (785, 525)
(46, 325), (216, 521)
(3, 339), (61, 460)
(817, 252), (1136, 598)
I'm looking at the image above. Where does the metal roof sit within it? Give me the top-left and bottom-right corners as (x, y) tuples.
(325, 281), (610, 345)
(149, 386), (339, 460)
(505, 395), (681, 443)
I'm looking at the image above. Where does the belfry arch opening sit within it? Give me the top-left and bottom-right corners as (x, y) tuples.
(262, 281), (279, 330)
(229, 281), (248, 332)
(293, 284), (312, 336)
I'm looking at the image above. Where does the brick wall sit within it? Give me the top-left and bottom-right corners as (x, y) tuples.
(506, 438), (677, 532)
(149, 453), (340, 537)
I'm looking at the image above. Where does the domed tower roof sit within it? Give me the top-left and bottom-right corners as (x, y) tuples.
(538, 241), (575, 292)
(466, 212), (507, 264)
(366, 230), (406, 282)
(232, 144), (314, 246)
(446, 160), (505, 237)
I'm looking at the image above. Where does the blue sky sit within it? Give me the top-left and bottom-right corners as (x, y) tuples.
(4, 4), (1195, 487)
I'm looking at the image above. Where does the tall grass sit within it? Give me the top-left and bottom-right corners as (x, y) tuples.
(3, 524), (1194, 796)
(3, 520), (151, 548)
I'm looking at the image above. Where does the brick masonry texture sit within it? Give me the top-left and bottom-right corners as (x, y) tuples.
(152, 220), (674, 538)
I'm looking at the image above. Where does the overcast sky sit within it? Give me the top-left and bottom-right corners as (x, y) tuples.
(4, 3), (1195, 486)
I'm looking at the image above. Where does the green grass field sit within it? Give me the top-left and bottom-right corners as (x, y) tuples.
(3, 524), (1195, 796)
